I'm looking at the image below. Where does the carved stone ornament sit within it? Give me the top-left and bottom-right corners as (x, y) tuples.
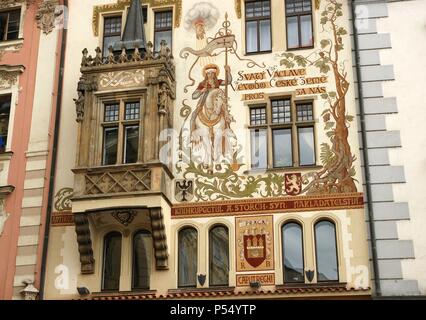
(150, 207), (169, 270)
(74, 213), (95, 274)
(0, 200), (10, 237)
(0, 65), (25, 89)
(0, 0), (25, 10)
(35, 0), (63, 35)
(99, 70), (145, 89)
(111, 210), (137, 226)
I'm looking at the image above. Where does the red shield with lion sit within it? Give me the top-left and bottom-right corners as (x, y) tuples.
(284, 173), (302, 196)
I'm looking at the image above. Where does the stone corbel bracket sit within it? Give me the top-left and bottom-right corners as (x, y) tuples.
(74, 213), (95, 274)
(150, 207), (169, 270)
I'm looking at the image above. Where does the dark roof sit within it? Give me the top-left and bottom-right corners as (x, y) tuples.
(113, 0), (146, 51)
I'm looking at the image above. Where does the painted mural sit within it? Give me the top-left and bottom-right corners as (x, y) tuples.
(174, 0), (357, 202)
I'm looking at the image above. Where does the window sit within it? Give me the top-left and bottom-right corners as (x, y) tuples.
(286, 0), (314, 49)
(0, 94), (11, 153)
(178, 227), (197, 288)
(102, 99), (142, 166)
(0, 9), (21, 42)
(102, 232), (122, 291)
(245, 0), (271, 53)
(132, 230), (151, 290)
(248, 99), (316, 169)
(209, 225), (229, 287)
(315, 220), (339, 282)
(282, 222), (304, 283)
(103, 15), (122, 57)
(154, 10), (172, 52)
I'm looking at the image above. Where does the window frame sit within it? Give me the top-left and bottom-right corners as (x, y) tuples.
(131, 229), (152, 291)
(102, 231), (123, 292)
(244, 0), (272, 54)
(314, 220), (340, 283)
(248, 98), (317, 169)
(285, 0), (314, 50)
(208, 224), (230, 287)
(0, 8), (22, 42)
(102, 14), (123, 57)
(153, 9), (173, 53)
(0, 93), (12, 153)
(177, 226), (198, 288)
(281, 221), (305, 284)
(100, 96), (144, 166)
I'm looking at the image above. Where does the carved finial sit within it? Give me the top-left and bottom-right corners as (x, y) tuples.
(146, 41), (154, 60)
(159, 40), (170, 59)
(107, 46), (115, 64)
(119, 46), (129, 63)
(81, 48), (89, 67)
(93, 47), (102, 66)
(132, 46), (141, 62)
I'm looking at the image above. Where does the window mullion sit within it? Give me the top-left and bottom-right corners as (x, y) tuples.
(117, 100), (125, 164)
(291, 100), (299, 167)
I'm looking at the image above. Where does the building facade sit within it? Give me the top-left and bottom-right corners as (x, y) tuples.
(42, 0), (372, 300)
(0, 0), (64, 299)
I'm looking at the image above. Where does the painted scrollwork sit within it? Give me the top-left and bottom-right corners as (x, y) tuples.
(99, 70), (145, 89)
(54, 187), (73, 211)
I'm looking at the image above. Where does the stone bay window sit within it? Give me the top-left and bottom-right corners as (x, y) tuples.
(70, 0), (174, 289)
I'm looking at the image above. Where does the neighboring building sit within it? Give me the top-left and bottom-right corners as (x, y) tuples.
(42, 0), (372, 300)
(352, 0), (426, 296)
(0, 0), (65, 300)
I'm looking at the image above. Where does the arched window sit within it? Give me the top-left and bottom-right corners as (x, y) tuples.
(315, 220), (339, 282)
(132, 230), (152, 290)
(209, 225), (229, 286)
(282, 222), (304, 283)
(178, 227), (198, 288)
(102, 231), (122, 291)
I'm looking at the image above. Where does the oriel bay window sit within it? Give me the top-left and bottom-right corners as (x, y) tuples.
(154, 10), (173, 52)
(0, 9), (21, 42)
(249, 99), (316, 169)
(102, 99), (142, 166)
(245, 0), (272, 54)
(286, 0), (314, 49)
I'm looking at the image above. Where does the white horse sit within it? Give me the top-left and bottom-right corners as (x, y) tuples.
(191, 88), (236, 166)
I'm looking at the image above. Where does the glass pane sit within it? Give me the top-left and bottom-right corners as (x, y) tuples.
(125, 102), (140, 120)
(209, 226), (229, 286)
(250, 129), (267, 169)
(273, 129), (292, 167)
(103, 232), (122, 291)
(0, 13), (6, 40)
(300, 15), (313, 47)
(283, 223), (304, 283)
(0, 94), (11, 153)
(315, 221), (339, 282)
(103, 127), (118, 165)
(132, 231), (151, 289)
(259, 19), (271, 51)
(246, 21), (258, 53)
(272, 99), (291, 123)
(298, 127), (315, 166)
(155, 11), (172, 29)
(178, 228), (198, 287)
(104, 16), (122, 35)
(250, 107), (266, 125)
(154, 30), (172, 52)
(124, 126), (139, 164)
(287, 16), (299, 49)
(104, 104), (119, 122)
(245, 2), (255, 18)
(103, 35), (121, 57)
(296, 103), (313, 121)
